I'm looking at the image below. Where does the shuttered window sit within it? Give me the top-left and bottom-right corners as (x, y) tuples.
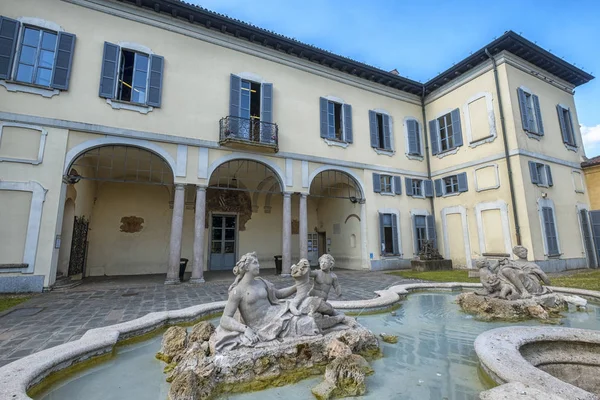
(373, 173), (402, 196)
(434, 172), (468, 196)
(320, 98), (353, 143)
(517, 88), (544, 135)
(0, 17), (76, 90)
(99, 42), (164, 107)
(528, 161), (553, 187)
(542, 206), (559, 256)
(556, 105), (576, 147)
(379, 212), (399, 256)
(369, 110), (392, 150)
(406, 119), (421, 156)
(429, 109), (463, 155)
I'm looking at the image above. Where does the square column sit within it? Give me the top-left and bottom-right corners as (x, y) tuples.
(299, 193), (308, 259)
(190, 186), (206, 283)
(282, 192), (292, 275)
(360, 201), (370, 269)
(165, 183), (185, 284)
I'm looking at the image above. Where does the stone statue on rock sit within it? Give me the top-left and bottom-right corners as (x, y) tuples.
(458, 245), (586, 321)
(159, 252), (381, 400)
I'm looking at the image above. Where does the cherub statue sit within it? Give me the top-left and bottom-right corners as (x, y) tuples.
(310, 254), (341, 301)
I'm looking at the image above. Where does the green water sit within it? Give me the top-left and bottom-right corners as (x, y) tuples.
(35, 292), (600, 400)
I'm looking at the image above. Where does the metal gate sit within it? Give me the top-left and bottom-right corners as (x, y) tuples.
(589, 210), (600, 268)
(68, 216), (89, 276)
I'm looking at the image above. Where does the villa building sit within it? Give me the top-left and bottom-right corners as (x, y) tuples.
(0, 0), (595, 292)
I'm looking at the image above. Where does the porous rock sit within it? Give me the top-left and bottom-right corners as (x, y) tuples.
(456, 292), (581, 321)
(326, 338), (352, 360)
(314, 354), (373, 399)
(189, 321), (215, 344)
(157, 326), (188, 363)
(379, 334), (398, 344)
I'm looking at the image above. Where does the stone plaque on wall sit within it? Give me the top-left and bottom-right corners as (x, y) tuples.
(120, 216), (144, 233)
(291, 219), (299, 235)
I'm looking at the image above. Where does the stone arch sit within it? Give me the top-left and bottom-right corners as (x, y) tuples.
(253, 176), (276, 212)
(207, 153), (285, 192)
(264, 182), (280, 214)
(64, 136), (176, 176)
(57, 198), (75, 277)
(308, 165), (365, 199)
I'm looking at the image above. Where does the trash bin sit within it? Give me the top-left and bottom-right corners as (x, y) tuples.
(274, 255), (282, 275)
(179, 258), (189, 281)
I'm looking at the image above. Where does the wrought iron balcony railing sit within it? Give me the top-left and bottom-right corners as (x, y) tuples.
(219, 116), (278, 151)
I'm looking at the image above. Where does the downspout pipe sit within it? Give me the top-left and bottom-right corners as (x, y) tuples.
(421, 86), (435, 217)
(485, 48), (522, 246)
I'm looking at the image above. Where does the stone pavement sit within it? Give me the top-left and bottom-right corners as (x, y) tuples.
(0, 269), (416, 367)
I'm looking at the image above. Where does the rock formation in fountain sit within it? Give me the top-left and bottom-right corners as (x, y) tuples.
(457, 246), (586, 320)
(157, 252), (381, 400)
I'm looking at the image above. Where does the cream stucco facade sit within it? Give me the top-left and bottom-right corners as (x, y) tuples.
(0, 0), (595, 292)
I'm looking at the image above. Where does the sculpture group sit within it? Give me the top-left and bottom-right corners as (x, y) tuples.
(475, 245), (551, 300)
(212, 252), (353, 352)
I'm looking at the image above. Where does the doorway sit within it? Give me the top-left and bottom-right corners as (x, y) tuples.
(210, 214), (237, 270)
(318, 232), (326, 258)
(307, 233), (318, 266)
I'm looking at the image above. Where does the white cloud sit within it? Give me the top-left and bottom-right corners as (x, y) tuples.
(581, 124), (600, 147)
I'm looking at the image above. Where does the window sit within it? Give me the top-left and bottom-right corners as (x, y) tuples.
(412, 179), (423, 197)
(369, 110), (392, 150)
(99, 42), (164, 108)
(517, 88), (544, 135)
(0, 17), (76, 90)
(434, 172), (468, 196)
(379, 212), (399, 256)
(429, 109), (463, 155)
(414, 215), (427, 252)
(380, 175), (392, 194)
(542, 206), (559, 256)
(528, 161), (553, 187)
(320, 97), (353, 143)
(228, 74), (274, 143)
(557, 105), (576, 147)
(373, 173), (402, 195)
(444, 175), (459, 194)
(117, 49), (149, 103)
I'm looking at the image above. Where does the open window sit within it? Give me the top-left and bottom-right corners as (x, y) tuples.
(319, 97), (353, 144)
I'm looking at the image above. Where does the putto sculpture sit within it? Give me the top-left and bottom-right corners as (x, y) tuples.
(158, 252), (380, 400)
(458, 245), (586, 321)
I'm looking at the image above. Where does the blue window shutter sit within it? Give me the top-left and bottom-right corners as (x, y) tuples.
(424, 180), (433, 197)
(378, 212), (385, 255)
(393, 176), (402, 195)
(545, 165), (553, 187)
(0, 17), (19, 80)
(229, 74), (242, 117)
(373, 173), (381, 193)
(567, 109), (576, 146)
(457, 172), (468, 192)
(405, 177), (413, 196)
(543, 207), (559, 256)
(532, 95), (544, 135)
(146, 54), (164, 107)
(391, 214), (399, 255)
(261, 82), (273, 123)
(434, 179), (443, 197)
(412, 216), (419, 254)
(517, 88), (530, 131)
(429, 120), (439, 155)
(99, 42), (119, 99)
(319, 97), (328, 138)
(426, 215), (437, 249)
(407, 119), (419, 155)
(50, 31), (76, 90)
(451, 108), (463, 147)
(556, 105), (569, 144)
(369, 110), (378, 147)
(528, 161), (539, 184)
(382, 114), (391, 150)
(343, 104), (353, 143)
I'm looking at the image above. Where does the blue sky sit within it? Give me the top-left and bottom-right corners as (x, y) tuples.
(190, 0), (600, 157)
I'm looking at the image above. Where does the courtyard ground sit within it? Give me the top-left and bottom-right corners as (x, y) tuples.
(0, 269), (416, 368)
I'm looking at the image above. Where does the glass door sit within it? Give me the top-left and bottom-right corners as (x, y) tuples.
(209, 214), (237, 270)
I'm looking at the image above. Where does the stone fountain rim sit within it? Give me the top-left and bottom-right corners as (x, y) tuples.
(0, 282), (598, 400)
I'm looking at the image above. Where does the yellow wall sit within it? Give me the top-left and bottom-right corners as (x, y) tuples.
(584, 165), (600, 210)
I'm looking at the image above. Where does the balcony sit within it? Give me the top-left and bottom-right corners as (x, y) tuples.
(219, 116), (278, 153)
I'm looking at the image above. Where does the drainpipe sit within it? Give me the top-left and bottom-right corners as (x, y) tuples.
(485, 48), (522, 246)
(421, 87), (435, 217)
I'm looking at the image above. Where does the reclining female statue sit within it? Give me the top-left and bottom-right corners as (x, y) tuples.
(212, 252), (345, 353)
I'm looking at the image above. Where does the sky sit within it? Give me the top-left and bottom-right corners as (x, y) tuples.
(188, 0), (600, 157)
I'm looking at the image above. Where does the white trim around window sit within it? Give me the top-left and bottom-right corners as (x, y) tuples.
(518, 86), (543, 140)
(409, 209), (430, 256)
(404, 116), (423, 160)
(372, 108), (395, 156)
(572, 170), (585, 193)
(473, 163), (500, 192)
(537, 197), (561, 258)
(576, 203), (596, 266)
(0, 122), (48, 165)
(463, 91), (497, 147)
(475, 200), (512, 256)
